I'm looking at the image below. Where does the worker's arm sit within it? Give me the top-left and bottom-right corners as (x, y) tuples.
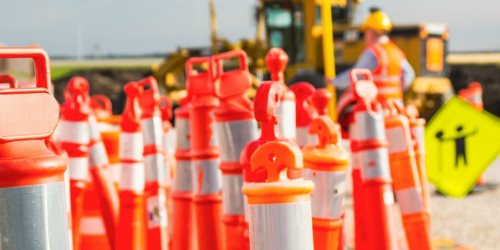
(331, 50), (378, 89)
(401, 59), (415, 91)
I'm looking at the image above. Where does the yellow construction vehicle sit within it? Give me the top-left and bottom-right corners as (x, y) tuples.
(153, 0), (452, 119)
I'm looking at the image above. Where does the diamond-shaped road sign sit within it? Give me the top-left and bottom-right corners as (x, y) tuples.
(425, 96), (500, 198)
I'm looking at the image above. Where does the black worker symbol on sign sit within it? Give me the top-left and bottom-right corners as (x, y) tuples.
(435, 125), (478, 168)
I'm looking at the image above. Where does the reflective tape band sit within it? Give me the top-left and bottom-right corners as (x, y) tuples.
(248, 201), (314, 250)
(386, 127), (408, 153)
(109, 163), (121, 184)
(89, 142), (109, 167)
(384, 190), (395, 205)
(470, 94), (482, 103)
(209, 113), (219, 146)
(222, 174), (245, 215)
(119, 163), (145, 194)
(69, 157), (89, 181)
(175, 118), (190, 150)
(359, 147), (391, 180)
(304, 169), (347, 219)
(146, 192), (168, 229)
(0, 182), (68, 250)
(349, 123), (358, 140)
(64, 170), (71, 213)
(163, 156), (171, 186)
(351, 151), (360, 170)
(296, 126), (309, 147)
(163, 130), (176, 154)
(277, 100), (296, 139)
(307, 133), (318, 146)
(243, 181), (251, 223)
(216, 119), (259, 162)
(58, 120), (90, 144)
(80, 216), (106, 235)
(119, 132), (144, 161)
(396, 187), (423, 214)
(355, 111), (386, 140)
(173, 160), (193, 192)
(88, 115), (101, 140)
(144, 153), (165, 182)
(192, 159), (222, 195)
(411, 127), (425, 149)
(142, 117), (164, 146)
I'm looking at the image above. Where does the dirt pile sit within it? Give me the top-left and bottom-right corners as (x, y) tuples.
(53, 68), (152, 114)
(449, 64), (500, 116)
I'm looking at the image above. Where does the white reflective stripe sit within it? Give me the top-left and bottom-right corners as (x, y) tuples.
(173, 160), (193, 192)
(175, 118), (190, 150)
(64, 169), (71, 213)
(163, 155), (172, 186)
(396, 187), (423, 214)
(386, 127), (408, 153)
(384, 190), (395, 205)
(277, 100), (296, 139)
(222, 174), (245, 215)
(348, 122), (358, 141)
(359, 147), (391, 181)
(192, 159), (222, 195)
(68, 230), (73, 250)
(296, 126), (309, 147)
(216, 119), (259, 162)
(411, 127), (425, 149)
(142, 117), (164, 146)
(243, 181), (251, 223)
(58, 120), (90, 144)
(377, 86), (402, 94)
(89, 142), (109, 167)
(119, 132), (144, 161)
(144, 153), (165, 182)
(119, 162), (145, 194)
(304, 169), (347, 219)
(163, 129), (176, 154)
(248, 201), (314, 250)
(209, 112), (219, 146)
(146, 191), (168, 229)
(470, 94), (482, 103)
(351, 151), (360, 170)
(108, 163), (121, 184)
(355, 110), (386, 140)
(69, 157), (89, 181)
(80, 216), (106, 235)
(88, 115), (101, 140)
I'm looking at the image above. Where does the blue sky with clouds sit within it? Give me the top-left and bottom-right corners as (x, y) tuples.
(0, 0), (498, 56)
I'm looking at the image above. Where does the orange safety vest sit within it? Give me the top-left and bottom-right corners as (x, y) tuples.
(366, 39), (405, 102)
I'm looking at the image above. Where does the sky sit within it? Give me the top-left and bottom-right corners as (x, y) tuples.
(0, 0), (499, 57)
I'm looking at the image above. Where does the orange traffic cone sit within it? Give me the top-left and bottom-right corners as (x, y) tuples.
(116, 81), (146, 250)
(243, 141), (314, 250)
(186, 57), (224, 250)
(303, 116), (349, 250)
(385, 100), (432, 250)
(212, 50), (259, 250)
(350, 69), (398, 250)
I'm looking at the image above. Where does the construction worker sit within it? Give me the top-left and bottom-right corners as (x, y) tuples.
(335, 7), (415, 132)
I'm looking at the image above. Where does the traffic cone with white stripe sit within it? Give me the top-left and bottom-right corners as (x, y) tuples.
(243, 141), (314, 250)
(211, 50), (259, 250)
(350, 69), (398, 250)
(159, 96), (174, 248)
(291, 82), (317, 147)
(266, 48), (297, 142)
(385, 100), (432, 250)
(186, 57), (224, 250)
(303, 116), (349, 250)
(458, 82), (485, 185)
(405, 105), (432, 235)
(137, 77), (169, 250)
(116, 81), (146, 250)
(59, 77), (92, 250)
(171, 96), (198, 250)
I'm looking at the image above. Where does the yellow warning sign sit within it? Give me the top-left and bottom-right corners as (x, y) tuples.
(425, 96), (500, 198)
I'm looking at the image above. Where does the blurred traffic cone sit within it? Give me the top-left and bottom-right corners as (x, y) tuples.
(116, 81), (146, 250)
(186, 57), (224, 250)
(137, 77), (169, 250)
(243, 141), (314, 250)
(291, 82), (317, 147)
(303, 116), (349, 250)
(58, 77), (92, 250)
(171, 96), (198, 250)
(350, 69), (398, 250)
(159, 96), (174, 248)
(385, 100), (431, 250)
(212, 50), (259, 250)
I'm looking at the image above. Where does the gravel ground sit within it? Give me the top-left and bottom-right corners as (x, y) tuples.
(341, 140), (500, 250)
